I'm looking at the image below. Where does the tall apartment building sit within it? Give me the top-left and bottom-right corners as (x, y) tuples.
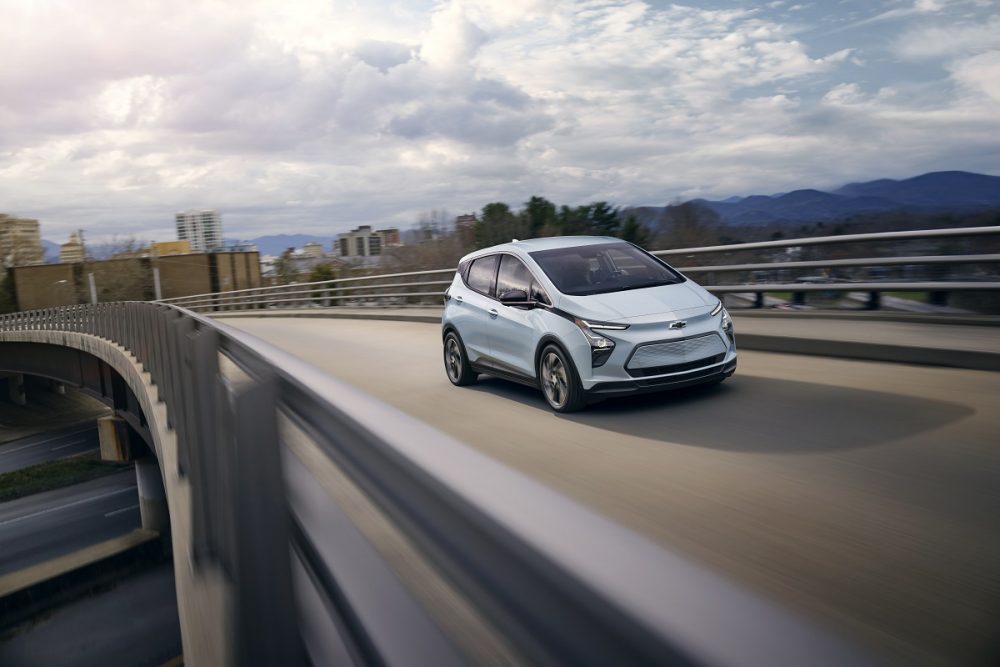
(0, 214), (43, 267)
(60, 231), (85, 263)
(175, 209), (224, 252)
(336, 225), (400, 258)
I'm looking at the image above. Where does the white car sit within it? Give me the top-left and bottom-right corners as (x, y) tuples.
(441, 237), (737, 412)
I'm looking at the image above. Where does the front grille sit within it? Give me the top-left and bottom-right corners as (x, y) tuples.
(628, 353), (726, 378)
(626, 333), (727, 378)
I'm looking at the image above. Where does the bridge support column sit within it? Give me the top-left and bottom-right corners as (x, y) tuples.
(98, 415), (132, 463)
(7, 373), (26, 406)
(136, 457), (169, 536)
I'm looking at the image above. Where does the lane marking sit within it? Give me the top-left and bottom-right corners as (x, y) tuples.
(104, 503), (139, 518)
(51, 439), (90, 451)
(0, 427), (97, 456)
(0, 486), (137, 528)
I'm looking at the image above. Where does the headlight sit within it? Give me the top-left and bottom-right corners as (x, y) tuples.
(574, 317), (627, 367)
(711, 300), (723, 316)
(720, 307), (734, 345)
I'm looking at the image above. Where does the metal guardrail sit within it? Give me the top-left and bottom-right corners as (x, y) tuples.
(0, 303), (879, 666)
(158, 226), (1000, 313)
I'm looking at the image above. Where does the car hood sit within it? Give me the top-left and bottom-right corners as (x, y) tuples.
(556, 281), (714, 323)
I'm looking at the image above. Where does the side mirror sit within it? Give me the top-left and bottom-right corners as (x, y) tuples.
(500, 289), (535, 308)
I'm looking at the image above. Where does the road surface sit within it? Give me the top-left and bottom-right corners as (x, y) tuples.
(0, 561), (181, 667)
(0, 472), (139, 576)
(0, 424), (100, 474)
(227, 316), (1000, 667)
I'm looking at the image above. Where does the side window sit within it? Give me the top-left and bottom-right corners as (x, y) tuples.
(496, 255), (533, 301)
(530, 279), (550, 305)
(457, 259), (472, 282)
(466, 255), (498, 295)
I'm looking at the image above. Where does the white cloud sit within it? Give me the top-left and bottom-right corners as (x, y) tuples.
(950, 51), (1000, 103)
(0, 0), (997, 242)
(893, 17), (1000, 59)
(844, 0), (948, 28)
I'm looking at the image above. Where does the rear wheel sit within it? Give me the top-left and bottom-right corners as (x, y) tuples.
(538, 345), (585, 413)
(444, 331), (477, 386)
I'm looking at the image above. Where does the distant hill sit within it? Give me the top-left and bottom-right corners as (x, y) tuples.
(41, 239), (59, 262)
(833, 171), (1000, 208)
(678, 171), (1000, 225)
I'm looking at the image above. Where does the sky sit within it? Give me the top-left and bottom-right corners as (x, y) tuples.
(1, 0), (998, 244)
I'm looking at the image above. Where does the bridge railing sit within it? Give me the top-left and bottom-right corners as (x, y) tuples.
(159, 225), (1000, 312)
(0, 303), (877, 666)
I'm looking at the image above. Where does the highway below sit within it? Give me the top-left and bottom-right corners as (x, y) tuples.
(0, 471), (139, 576)
(0, 561), (181, 667)
(227, 316), (1000, 666)
(0, 423), (100, 474)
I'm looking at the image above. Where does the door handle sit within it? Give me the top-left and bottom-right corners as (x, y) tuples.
(488, 309), (498, 319)
(455, 295), (463, 303)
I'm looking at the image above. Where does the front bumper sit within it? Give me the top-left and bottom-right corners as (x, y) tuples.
(586, 357), (737, 397)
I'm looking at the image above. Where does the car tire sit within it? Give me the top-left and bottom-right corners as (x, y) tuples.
(538, 344), (585, 413)
(444, 331), (477, 386)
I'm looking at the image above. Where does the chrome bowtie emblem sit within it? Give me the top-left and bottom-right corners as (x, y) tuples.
(669, 320), (687, 329)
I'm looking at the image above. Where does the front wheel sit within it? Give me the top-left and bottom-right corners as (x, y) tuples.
(538, 345), (585, 412)
(444, 331), (477, 386)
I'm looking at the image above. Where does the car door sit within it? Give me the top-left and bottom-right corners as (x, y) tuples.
(489, 254), (544, 378)
(453, 254), (498, 363)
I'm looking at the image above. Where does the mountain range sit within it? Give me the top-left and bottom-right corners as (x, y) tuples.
(688, 171), (1000, 225)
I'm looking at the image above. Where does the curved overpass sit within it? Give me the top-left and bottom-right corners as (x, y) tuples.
(227, 316), (1000, 667)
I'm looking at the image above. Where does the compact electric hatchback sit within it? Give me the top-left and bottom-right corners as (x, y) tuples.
(441, 237), (736, 412)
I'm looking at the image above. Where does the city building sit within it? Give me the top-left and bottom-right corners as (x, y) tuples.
(455, 213), (477, 247)
(301, 242), (325, 259)
(335, 225), (400, 260)
(0, 214), (43, 267)
(12, 250), (261, 310)
(151, 240), (192, 257)
(60, 232), (85, 263)
(175, 209), (224, 252)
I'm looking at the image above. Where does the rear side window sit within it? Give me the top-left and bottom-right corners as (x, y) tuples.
(457, 259), (472, 282)
(466, 255), (498, 295)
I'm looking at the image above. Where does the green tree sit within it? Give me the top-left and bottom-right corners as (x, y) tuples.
(274, 248), (296, 285)
(654, 201), (721, 249)
(556, 205), (590, 235)
(522, 196), (557, 237)
(618, 214), (650, 247)
(309, 263), (336, 283)
(587, 201), (620, 236)
(475, 202), (521, 248)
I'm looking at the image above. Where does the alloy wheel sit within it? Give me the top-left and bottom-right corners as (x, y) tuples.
(541, 351), (568, 408)
(446, 337), (462, 382)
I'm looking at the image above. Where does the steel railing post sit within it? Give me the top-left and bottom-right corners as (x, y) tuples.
(231, 373), (302, 666)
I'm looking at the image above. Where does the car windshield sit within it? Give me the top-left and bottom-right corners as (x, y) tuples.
(529, 242), (685, 296)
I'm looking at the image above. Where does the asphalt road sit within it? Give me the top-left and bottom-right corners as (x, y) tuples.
(0, 471), (139, 576)
(0, 423), (100, 474)
(227, 316), (1000, 667)
(0, 561), (182, 667)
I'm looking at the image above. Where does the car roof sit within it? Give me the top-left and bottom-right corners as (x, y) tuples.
(459, 236), (623, 263)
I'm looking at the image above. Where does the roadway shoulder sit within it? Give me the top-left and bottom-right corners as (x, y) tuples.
(210, 308), (1000, 371)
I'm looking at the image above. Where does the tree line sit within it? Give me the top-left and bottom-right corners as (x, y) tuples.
(379, 196), (724, 273)
(471, 197), (653, 248)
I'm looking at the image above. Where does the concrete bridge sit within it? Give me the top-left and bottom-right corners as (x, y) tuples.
(1, 303), (997, 666)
